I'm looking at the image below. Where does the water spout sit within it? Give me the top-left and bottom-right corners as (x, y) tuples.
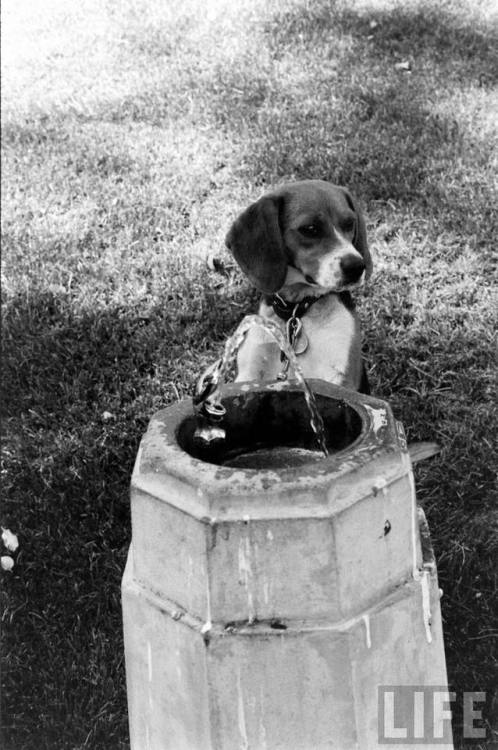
(192, 359), (227, 455)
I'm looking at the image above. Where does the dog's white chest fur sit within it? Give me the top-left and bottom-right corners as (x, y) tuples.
(235, 295), (360, 388)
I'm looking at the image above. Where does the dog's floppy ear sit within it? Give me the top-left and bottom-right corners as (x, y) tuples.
(341, 187), (373, 280)
(225, 194), (288, 293)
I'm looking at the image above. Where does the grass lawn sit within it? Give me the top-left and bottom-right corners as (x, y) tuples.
(1, 0), (497, 747)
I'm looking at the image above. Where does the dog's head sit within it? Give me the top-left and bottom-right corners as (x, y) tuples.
(225, 180), (372, 295)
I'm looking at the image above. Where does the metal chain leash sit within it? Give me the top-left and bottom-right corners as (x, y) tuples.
(277, 306), (309, 381)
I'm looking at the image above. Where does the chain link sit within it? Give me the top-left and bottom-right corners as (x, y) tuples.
(277, 308), (305, 380)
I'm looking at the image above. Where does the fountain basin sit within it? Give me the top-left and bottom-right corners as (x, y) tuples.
(136, 380), (407, 505)
(181, 381), (363, 468)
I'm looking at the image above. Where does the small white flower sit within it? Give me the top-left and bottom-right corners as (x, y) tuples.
(1, 528), (19, 552)
(102, 411), (115, 421)
(1, 556), (14, 572)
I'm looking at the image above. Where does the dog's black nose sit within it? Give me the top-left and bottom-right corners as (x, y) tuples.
(340, 254), (365, 283)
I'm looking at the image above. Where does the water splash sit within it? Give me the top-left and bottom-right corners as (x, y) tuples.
(212, 315), (328, 456)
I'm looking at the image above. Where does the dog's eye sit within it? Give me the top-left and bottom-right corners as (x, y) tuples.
(299, 223), (320, 239)
(341, 217), (355, 233)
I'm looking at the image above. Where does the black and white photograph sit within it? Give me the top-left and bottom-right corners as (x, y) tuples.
(1, 0), (497, 748)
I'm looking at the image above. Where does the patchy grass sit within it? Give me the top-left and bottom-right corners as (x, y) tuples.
(1, 0), (497, 747)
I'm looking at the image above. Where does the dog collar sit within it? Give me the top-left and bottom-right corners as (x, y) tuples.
(269, 293), (323, 322)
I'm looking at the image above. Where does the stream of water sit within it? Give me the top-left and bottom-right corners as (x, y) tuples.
(211, 314), (329, 457)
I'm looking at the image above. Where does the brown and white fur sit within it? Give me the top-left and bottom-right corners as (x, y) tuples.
(225, 180), (372, 392)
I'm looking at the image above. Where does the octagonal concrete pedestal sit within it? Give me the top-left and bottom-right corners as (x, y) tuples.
(122, 380), (453, 750)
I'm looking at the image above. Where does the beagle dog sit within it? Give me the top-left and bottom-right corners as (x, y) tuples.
(225, 180), (372, 392)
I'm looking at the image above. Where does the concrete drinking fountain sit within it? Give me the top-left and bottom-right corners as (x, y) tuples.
(122, 316), (453, 750)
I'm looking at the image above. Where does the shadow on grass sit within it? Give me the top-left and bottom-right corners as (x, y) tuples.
(2, 267), (497, 747)
(0, 275), (250, 749)
(1, 296), (142, 749)
(204, 3), (497, 246)
(269, 2), (498, 82)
